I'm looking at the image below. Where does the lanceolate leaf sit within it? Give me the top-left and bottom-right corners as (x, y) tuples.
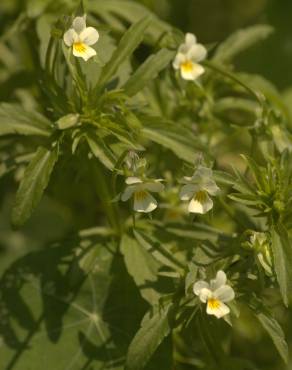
(134, 230), (184, 271)
(214, 24), (274, 63)
(0, 103), (53, 137)
(12, 146), (59, 227)
(89, 0), (171, 44)
(271, 225), (292, 307)
(141, 119), (203, 164)
(86, 132), (116, 170)
(241, 155), (268, 192)
(97, 16), (152, 89)
(120, 234), (160, 303)
(123, 49), (174, 96)
(256, 311), (288, 363)
(125, 302), (173, 370)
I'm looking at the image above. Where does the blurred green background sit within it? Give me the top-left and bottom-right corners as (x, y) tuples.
(2, 0), (291, 88)
(138, 0), (292, 90)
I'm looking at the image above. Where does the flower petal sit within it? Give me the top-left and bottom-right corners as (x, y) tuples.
(193, 280), (209, 296)
(73, 16), (86, 33)
(188, 192), (213, 214)
(210, 270), (227, 290)
(179, 184), (198, 201)
(191, 166), (213, 182)
(72, 44), (96, 61)
(198, 288), (212, 303)
(214, 285), (235, 303)
(203, 180), (220, 196)
(180, 63), (205, 81)
(79, 27), (99, 46)
(207, 300), (230, 318)
(144, 181), (165, 193)
(173, 53), (186, 69)
(185, 33), (197, 47)
(63, 29), (78, 47)
(121, 185), (136, 202)
(134, 191), (157, 213)
(187, 44), (207, 62)
(125, 177), (143, 185)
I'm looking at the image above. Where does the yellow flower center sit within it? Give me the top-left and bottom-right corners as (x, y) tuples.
(181, 60), (194, 72)
(194, 190), (207, 203)
(134, 190), (148, 202)
(73, 42), (86, 53)
(207, 298), (221, 310)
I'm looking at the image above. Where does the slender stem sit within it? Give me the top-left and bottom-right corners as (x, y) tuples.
(92, 162), (122, 235)
(218, 196), (247, 230)
(45, 37), (54, 74)
(6, 315), (44, 370)
(111, 149), (128, 196)
(203, 60), (266, 110)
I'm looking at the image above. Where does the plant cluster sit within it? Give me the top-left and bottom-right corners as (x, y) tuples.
(1, 1), (292, 369)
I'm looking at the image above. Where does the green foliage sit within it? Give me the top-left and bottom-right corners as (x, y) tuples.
(97, 16), (153, 90)
(213, 24), (274, 62)
(123, 49), (175, 97)
(12, 145), (59, 226)
(126, 302), (174, 370)
(0, 103), (53, 137)
(1, 1), (292, 370)
(271, 225), (292, 307)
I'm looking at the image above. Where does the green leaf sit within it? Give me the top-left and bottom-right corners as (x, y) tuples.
(213, 97), (258, 126)
(97, 16), (152, 89)
(232, 166), (255, 195)
(228, 193), (263, 206)
(125, 303), (173, 370)
(0, 242), (126, 370)
(213, 170), (236, 186)
(120, 234), (160, 303)
(214, 24), (274, 62)
(241, 155), (267, 192)
(12, 145), (59, 227)
(134, 229), (184, 271)
(89, 0), (171, 44)
(256, 311), (288, 363)
(86, 132), (116, 170)
(56, 113), (80, 130)
(0, 103), (52, 137)
(141, 118), (203, 164)
(271, 225), (292, 307)
(123, 49), (174, 96)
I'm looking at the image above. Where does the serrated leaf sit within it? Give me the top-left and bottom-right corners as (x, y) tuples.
(123, 48), (174, 96)
(256, 311), (288, 363)
(214, 24), (274, 62)
(125, 303), (173, 370)
(86, 132), (116, 170)
(120, 234), (160, 303)
(0, 103), (52, 137)
(97, 16), (152, 89)
(271, 225), (292, 307)
(12, 145), (58, 227)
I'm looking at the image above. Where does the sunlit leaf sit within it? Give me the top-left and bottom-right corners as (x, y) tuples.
(12, 145), (59, 227)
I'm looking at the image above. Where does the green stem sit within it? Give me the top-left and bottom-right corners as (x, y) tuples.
(197, 313), (222, 368)
(218, 196), (247, 230)
(92, 162), (122, 235)
(203, 60), (266, 112)
(111, 149), (128, 196)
